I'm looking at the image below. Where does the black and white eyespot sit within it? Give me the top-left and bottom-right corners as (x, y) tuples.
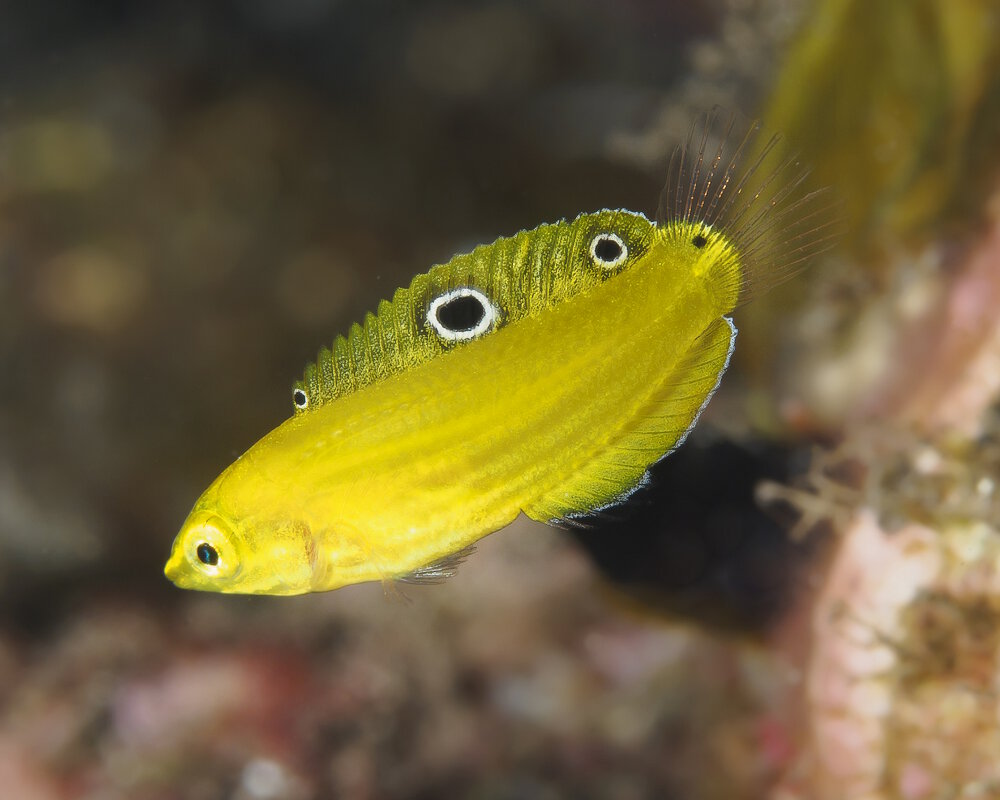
(426, 287), (497, 341)
(292, 388), (308, 410)
(589, 232), (628, 269)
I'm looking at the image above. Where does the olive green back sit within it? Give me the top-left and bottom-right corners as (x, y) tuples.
(294, 209), (656, 411)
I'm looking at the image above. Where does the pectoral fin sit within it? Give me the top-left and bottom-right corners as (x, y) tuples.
(397, 544), (478, 584)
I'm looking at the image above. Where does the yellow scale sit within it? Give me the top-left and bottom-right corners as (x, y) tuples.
(165, 112), (833, 595)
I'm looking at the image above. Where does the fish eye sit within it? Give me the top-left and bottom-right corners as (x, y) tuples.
(183, 515), (241, 579)
(427, 287), (497, 341)
(293, 388), (308, 410)
(196, 542), (219, 565)
(590, 232), (627, 268)
(692, 234), (708, 249)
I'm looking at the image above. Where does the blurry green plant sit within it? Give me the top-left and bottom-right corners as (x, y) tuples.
(764, 0), (1000, 257)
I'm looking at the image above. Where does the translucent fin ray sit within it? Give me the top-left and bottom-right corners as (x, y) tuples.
(657, 107), (838, 306)
(398, 544), (477, 584)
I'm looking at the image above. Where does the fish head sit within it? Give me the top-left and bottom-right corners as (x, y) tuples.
(164, 504), (317, 595)
(164, 509), (242, 591)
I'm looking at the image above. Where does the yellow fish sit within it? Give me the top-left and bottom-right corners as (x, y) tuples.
(165, 112), (831, 595)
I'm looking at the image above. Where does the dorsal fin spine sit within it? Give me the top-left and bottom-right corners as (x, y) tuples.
(333, 336), (350, 394)
(318, 346), (335, 403)
(303, 361), (318, 402)
(391, 283), (410, 373)
(349, 322), (365, 388)
(374, 299), (391, 377)
(363, 312), (380, 382)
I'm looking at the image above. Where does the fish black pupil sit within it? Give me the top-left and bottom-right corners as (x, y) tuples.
(692, 234), (708, 248)
(293, 389), (307, 408)
(197, 543), (219, 566)
(594, 236), (622, 263)
(437, 295), (486, 332)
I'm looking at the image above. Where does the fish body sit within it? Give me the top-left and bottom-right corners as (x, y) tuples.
(165, 113), (831, 595)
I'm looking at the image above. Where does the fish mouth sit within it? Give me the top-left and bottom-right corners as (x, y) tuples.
(163, 543), (191, 588)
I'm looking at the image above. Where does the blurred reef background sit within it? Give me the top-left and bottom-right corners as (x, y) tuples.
(1, 1), (1000, 798)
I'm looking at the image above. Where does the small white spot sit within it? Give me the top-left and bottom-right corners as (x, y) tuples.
(241, 758), (288, 799)
(426, 286), (497, 341)
(589, 232), (627, 269)
(913, 446), (941, 474)
(977, 476), (995, 496)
